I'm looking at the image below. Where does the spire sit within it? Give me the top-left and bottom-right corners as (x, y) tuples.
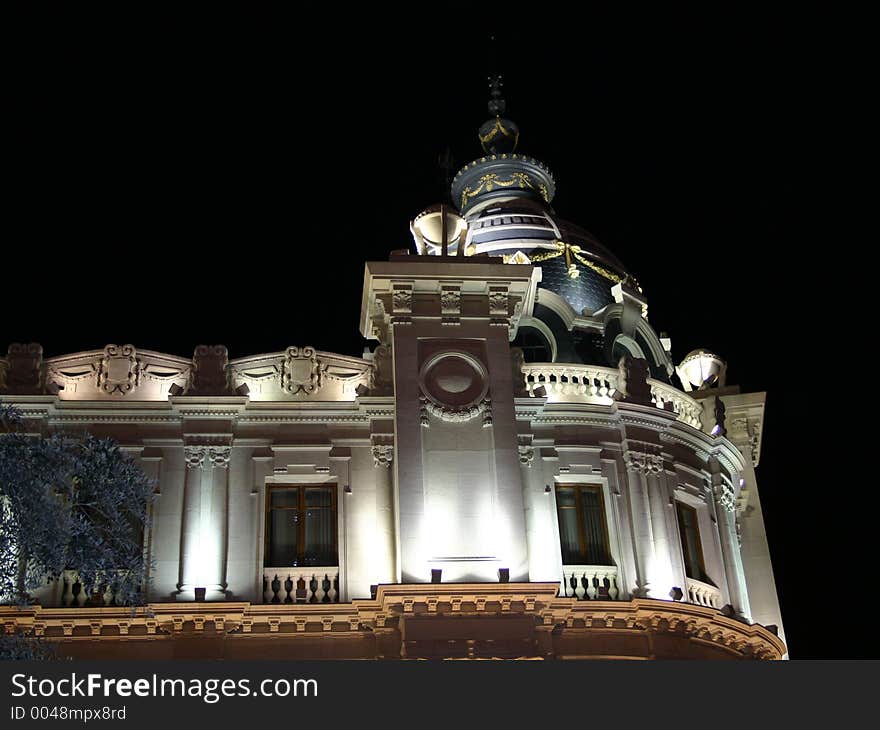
(479, 74), (519, 154)
(487, 75), (506, 118)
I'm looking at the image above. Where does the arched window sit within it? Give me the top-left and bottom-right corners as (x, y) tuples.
(511, 326), (553, 363)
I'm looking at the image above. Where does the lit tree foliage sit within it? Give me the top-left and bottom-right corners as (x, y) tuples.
(0, 402), (155, 656)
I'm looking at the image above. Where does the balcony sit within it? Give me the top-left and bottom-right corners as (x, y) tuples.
(521, 363), (702, 428)
(685, 577), (722, 609)
(262, 567), (340, 604)
(561, 565), (620, 601)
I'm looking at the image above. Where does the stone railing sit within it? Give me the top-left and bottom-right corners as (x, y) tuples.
(561, 565), (620, 601)
(649, 380), (703, 428)
(522, 364), (619, 404)
(520, 362), (702, 429)
(262, 567), (340, 604)
(686, 577), (722, 609)
(59, 571), (133, 607)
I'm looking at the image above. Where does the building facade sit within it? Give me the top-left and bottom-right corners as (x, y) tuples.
(0, 85), (785, 660)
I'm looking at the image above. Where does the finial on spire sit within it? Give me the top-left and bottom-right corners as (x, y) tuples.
(487, 75), (506, 118)
(478, 74), (519, 154)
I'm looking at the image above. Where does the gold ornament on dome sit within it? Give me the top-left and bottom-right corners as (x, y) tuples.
(460, 171), (546, 208)
(502, 251), (532, 265)
(479, 117), (519, 150)
(529, 241), (633, 285)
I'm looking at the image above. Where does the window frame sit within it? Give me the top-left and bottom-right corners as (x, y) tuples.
(554, 483), (612, 566)
(675, 500), (709, 582)
(264, 484), (338, 568)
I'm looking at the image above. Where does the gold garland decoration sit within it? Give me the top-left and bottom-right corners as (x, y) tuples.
(460, 171), (536, 208)
(479, 117), (519, 149)
(527, 241), (633, 286)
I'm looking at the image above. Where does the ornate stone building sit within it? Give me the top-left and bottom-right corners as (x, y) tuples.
(0, 81), (785, 660)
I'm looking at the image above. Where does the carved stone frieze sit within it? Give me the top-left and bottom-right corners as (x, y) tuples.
(184, 446), (206, 470)
(510, 347), (528, 397)
(97, 345), (139, 396)
(1, 343), (43, 394)
(392, 289), (412, 313)
(617, 355), (653, 406)
(624, 450), (664, 475)
(372, 444), (394, 468)
(191, 345), (231, 395)
(714, 482), (736, 513)
(488, 290), (509, 315)
(370, 344), (394, 395)
(419, 350), (490, 425)
(283, 346), (326, 395)
(184, 445), (231, 470)
(440, 289), (461, 314)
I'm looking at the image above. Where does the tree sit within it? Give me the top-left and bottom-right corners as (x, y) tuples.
(0, 402), (155, 657)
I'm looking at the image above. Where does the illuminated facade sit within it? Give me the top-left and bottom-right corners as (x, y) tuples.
(0, 82), (785, 659)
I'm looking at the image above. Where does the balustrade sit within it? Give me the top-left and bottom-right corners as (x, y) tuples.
(685, 577), (722, 609)
(262, 567), (340, 604)
(648, 379), (703, 428)
(522, 364), (618, 403)
(561, 565), (620, 601)
(60, 571), (129, 607)
(521, 362), (703, 429)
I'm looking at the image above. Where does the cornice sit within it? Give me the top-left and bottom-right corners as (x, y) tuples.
(0, 590), (784, 659)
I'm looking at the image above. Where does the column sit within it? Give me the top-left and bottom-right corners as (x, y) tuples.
(646, 468), (675, 598)
(623, 451), (655, 598)
(372, 442), (396, 585)
(713, 475), (752, 621)
(177, 445), (231, 601)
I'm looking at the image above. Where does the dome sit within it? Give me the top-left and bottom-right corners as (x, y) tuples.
(446, 78), (637, 318)
(461, 197), (634, 315)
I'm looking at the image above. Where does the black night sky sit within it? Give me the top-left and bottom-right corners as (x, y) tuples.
(5, 12), (861, 658)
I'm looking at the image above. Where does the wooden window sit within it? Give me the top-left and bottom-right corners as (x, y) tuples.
(265, 486), (337, 567)
(555, 485), (612, 565)
(676, 501), (708, 582)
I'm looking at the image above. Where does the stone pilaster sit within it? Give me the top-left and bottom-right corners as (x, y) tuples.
(372, 439), (396, 585)
(177, 445), (231, 601)
(623, 450), (664, 598)
(712, 473), (751, 621)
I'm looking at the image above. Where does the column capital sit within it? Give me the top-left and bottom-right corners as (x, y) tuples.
(714, 482), (736, 512)
(184, 444), (231, 469)
(624, 450), (664, 475)
(372, 444), (394, 468)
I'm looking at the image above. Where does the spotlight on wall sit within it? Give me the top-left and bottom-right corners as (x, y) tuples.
(431, 569), (442, 584)
(235, 383), (250, 397)
(532, 385), (547, 398)
(739, 477), (746, 487)
(710, 424), (721, 437)
(194, 587), (206, 602)
(544, 485), (552, 495)
(344, 486), (352, 496)
(669, 586), (683, 601)
(498, 568), (510, 583)
(168, 383), (184, 396)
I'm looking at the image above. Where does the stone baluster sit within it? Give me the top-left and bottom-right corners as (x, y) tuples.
(585, 571), (599, 600)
